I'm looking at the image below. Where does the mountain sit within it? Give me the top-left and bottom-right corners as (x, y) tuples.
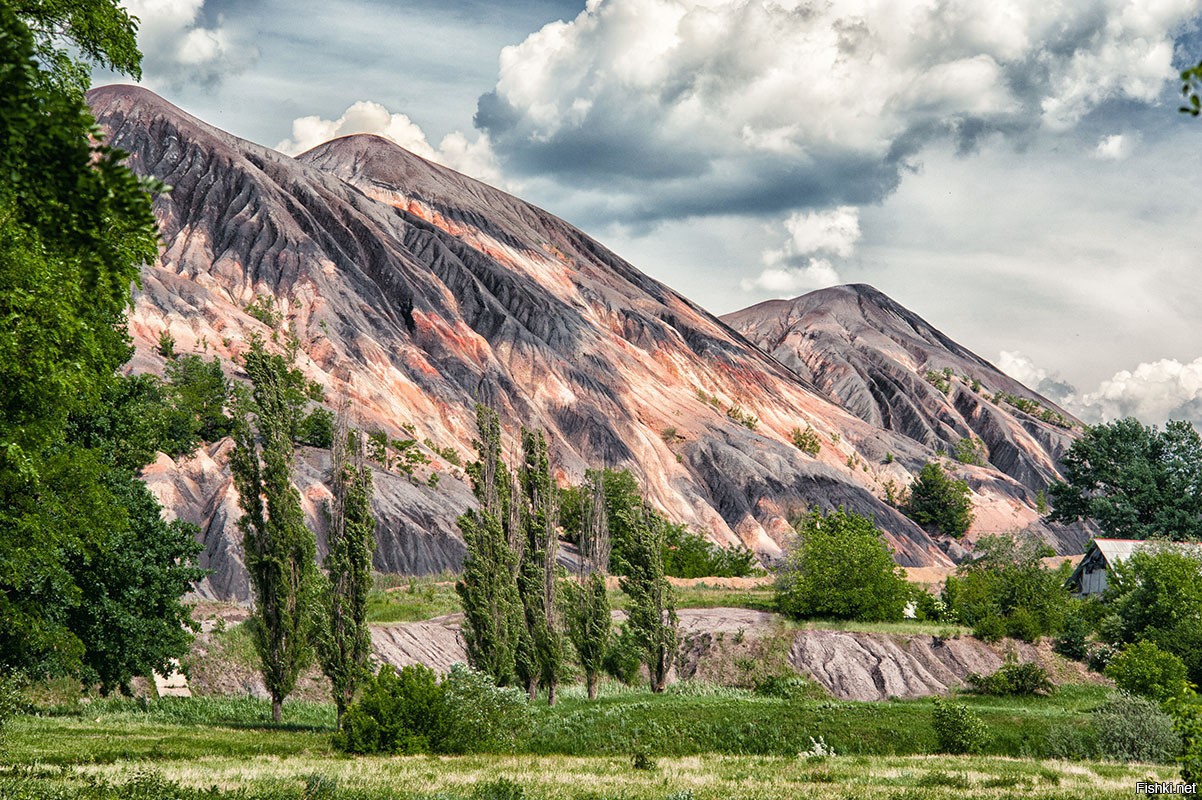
(721, 286), (1082, 491)
(88, 86), (1086, 601)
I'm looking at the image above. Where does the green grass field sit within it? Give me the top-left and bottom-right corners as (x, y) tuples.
(0, 684), (1179, 799)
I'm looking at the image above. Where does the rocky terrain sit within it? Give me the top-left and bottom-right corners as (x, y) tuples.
(184, 607), (1099, 703)
(89, 85), (1086, 600)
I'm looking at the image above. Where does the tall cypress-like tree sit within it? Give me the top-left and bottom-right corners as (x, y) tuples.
(456, 405), (524, 685)
(620, 503), (678, 693)
(229, 339), (318, 722)
(317, 405), (375, 727)
(565, 470), (611, 699)
(517, 429), (565, 703)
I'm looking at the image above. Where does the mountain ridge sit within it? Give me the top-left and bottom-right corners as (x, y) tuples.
(87, 84), (1088, 601)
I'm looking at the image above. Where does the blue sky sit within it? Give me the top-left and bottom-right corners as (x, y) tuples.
(96, 0), (1202, 427)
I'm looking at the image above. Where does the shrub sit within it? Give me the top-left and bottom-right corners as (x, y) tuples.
(631, 745), (657, 770)
(245, 294), (283, 328)
(295, 406), (335, 448)
(754, 674), (813, 700)
(944, 534), (1070, 642)
(1169, 693), (1202, 782)
(1053, 608), (1093, 661)
(966, 660), (1053, 696)
(726, 405), (758, 430)
(603, 626), (643, 685)
(791, 426), (822, 456)
(157, 330), (176, 359)
(776, 507), (910, 622)
(334, 664), (449, 754)
(661, 523), (760, 578)
(1105, 641), (1191, 703)
(953, 437), (985, 466)
(440, 664), (531, 754)
(1094, 693), (1181, 763)
(904, 462), (974, 537)
(931, 698), (988, 754)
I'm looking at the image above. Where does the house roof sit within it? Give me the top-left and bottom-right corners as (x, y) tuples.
(1067, 538), (1202, 590)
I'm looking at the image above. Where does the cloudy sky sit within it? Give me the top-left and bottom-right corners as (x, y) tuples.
(95, 0), (1202, 427)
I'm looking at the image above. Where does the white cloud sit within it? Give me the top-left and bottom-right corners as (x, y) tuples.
(764, 206), (862, 264)
(1094, 133), (1135, 160)
(476, 0), (1201, 220)
(1074, 357), (1202, 426)
(275, 101), (502, 184)
(997, 350), (1049, 388)
(741, 258), (841, 295)
(998, 350), (1202, 428)
(125, 0), (253, 87)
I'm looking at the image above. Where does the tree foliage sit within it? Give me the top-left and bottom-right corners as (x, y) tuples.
(229, 340), (319, 722)
(515, 428), (565, 703)
(619, 503), (678, 693)
(942, 535), (1070, 642)
(775, 507), (909, 622)
(1047, 418), (1202, 541)
(317, 407), (375, 727)
(564, 470), (611, 700)
(1104, 545), (1202, 686)
(904, 462), (974, 537)
(0, 1), (203, 690)
(456, 405), (524, 686)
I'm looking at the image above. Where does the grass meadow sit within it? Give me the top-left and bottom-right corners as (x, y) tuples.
(0, 684), (1179, 800)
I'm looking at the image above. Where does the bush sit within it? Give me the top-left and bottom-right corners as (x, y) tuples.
(944, 535), (1070, 643)
(904, 462), (974, 537)
(776, 507), (910, 622)
(1053, 608), (1093, 661)
(603, 626), (644, 685)
(1169, 694), (1202, 782)
(439, 664), (531, 754)
(966, 660), (1053, 696)
(1093, 693), (1181, 763)
(335, 663), (530, 755)
(754, 674), (813, 700)
(295, 406), (334, 448)
(931, 698), (988, 754)
(334, 664), (449, 754)
(1105, 641), (1191, 703)
(790, 426), (821, 456)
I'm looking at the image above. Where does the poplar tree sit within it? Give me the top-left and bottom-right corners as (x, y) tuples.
(456, 405), (524, 685)
(317, 405), (375, 727)
(620, 503), (678, 693)
(517, 429), (565, 703)
(229, 339), (319, 722)
(565, 470), (611, 699)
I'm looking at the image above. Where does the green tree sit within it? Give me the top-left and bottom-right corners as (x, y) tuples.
(564, 470), (611, 700)
(164, 354), (231, 450)
(229, 340), (319, 722)
(516, 428), (565, 703)
(0, 2), (204, 689)
(1047, 418), (1202, 541)
(456, 405), (524, 686)
(904, 462), (974, 537)
(317, 407), (375, 727)
(942, 534), (1070, 642)
(1105, 545), (1202, 685)
(619, 503), (678, 692)
(776, 507), (909, 622)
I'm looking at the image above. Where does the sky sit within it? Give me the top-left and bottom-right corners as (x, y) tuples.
(95, 0), (1202, 428)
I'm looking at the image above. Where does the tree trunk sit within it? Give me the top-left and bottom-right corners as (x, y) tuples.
(587, 672), (598, 700)
(547, 678), (557, 707)
(272, 697), (283, 722)
(527, 677), (538, 702)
